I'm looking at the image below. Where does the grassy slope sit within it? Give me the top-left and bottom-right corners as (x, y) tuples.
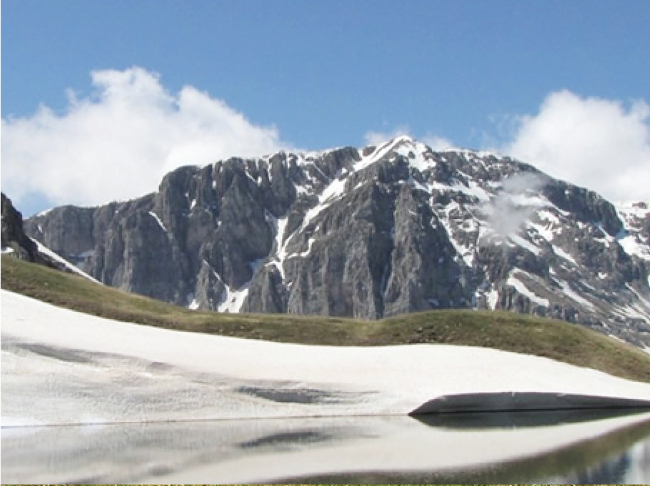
(3, 255), (650, 383)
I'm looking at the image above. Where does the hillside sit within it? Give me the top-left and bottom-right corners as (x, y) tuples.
(3, 255), (650, 383)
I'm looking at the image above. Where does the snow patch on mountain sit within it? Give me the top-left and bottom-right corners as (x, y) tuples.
(507, 271), (550, 307)
(148, 211), (167, 232)
(218, 285), (250, 313)
(218, 259), (266, 313)
(508, 234), (542, 255)
(33, 240), (100, 283)
(268, 215), (289, 280)
(555, 280), (596, 310)
(619, 235), (650, 261)
(615, 202), (650, 261)
(553, 246), (579, 266)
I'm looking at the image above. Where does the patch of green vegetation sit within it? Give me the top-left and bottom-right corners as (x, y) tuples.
(371, 311), (650, 383)
(3, 255), (650, 383)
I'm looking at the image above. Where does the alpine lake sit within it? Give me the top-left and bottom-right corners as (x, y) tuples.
(3, 407), (650, 484)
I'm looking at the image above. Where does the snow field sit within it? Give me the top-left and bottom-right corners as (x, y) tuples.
(3, 289), (650, 427)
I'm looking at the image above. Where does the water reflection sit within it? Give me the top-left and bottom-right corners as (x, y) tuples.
(3, 409), (650, 484)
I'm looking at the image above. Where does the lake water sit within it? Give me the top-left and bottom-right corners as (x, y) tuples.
(3, 408), (650, 484)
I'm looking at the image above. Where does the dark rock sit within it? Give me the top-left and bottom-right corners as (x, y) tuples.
(2, 193), (74, 272)
(2, 192), (39, 261)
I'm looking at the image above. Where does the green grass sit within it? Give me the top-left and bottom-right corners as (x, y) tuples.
(3, 254), (650, 383)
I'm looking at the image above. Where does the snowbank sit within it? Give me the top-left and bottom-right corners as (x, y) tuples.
(2, 289), (650, 427)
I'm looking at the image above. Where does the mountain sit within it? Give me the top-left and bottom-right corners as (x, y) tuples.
(23, 136), (650, 347)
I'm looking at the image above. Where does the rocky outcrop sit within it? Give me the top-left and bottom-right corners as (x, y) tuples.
(1, 193), (71, 272)
(24, 137), (650, 348)
(2, 192), (39, 261)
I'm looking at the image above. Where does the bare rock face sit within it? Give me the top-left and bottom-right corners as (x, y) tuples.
(2, 192), (39, 261)
(24, 137), (650, 348)
(1, 193), (72, 272)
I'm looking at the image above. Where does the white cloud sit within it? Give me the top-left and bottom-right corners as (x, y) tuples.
(363, 126), (411, 146)
(421, 134), (455, 151)
(503, 90), (650, 202)
(2, 67), (291, 210)
(483, 173), (546, 241)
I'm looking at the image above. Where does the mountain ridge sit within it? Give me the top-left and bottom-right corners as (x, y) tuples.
(21, 137), (650, 347)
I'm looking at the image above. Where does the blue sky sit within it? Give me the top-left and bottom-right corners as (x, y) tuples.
(3, 0), (650, 215)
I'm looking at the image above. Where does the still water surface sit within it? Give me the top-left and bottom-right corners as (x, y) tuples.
(3, 408), (650, 484)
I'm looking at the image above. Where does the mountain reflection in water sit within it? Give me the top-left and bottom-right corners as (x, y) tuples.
(3, 408), (650, 484)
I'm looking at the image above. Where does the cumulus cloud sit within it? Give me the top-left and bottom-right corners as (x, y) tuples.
(2, 67), (291, 210)
(503, 90), (650, 202)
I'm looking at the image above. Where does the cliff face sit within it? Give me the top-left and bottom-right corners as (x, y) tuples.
(1, 192), (76, 272)
(24, 137), (650, 347)
(2, 192), (39, 261)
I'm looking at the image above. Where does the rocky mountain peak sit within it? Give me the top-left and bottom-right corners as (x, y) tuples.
(23, 138), (650, 348)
